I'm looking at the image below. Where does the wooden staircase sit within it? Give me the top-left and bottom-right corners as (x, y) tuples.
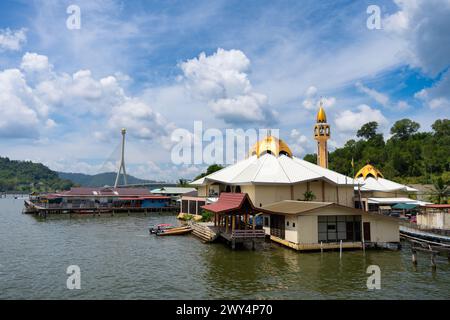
(191, 222), (218, 243)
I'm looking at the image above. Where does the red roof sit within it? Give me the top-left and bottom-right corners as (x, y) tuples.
(201, 193), (259, 214)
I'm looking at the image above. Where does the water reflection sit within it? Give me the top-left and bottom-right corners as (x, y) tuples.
(1, 198), (449, 300)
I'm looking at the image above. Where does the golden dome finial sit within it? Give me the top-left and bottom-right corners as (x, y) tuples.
(355, 164), (384, 180)
(316, 100), (327, 123)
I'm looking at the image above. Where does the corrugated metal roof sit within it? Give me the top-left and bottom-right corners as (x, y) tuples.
(262, 200), (333, 214)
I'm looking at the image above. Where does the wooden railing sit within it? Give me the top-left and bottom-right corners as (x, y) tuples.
(231, 229), (266, 239)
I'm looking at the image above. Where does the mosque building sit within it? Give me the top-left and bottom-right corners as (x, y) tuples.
(180, 105), (416, 250)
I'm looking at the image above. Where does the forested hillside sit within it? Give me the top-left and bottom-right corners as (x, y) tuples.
(304, 118), (450, 184)
(0, 157), (74, 192)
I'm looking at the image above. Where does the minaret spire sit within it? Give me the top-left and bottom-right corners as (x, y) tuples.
(314, 101), (330, 168)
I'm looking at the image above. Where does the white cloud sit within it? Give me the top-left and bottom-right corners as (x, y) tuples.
(0, 28), (27, 51)
(302, 85), (336, 110)
(289, 128), (309, 156)
(108, 99), (173, 141)
(180, 48), (276, 124)
(0, 52), (175, 142)
(415, 71), (450, 110)
(355, 81), (389, 107)
(334, 104), (388, 133)
(20, 52), (51, 72)
(0, 68), (51, 138)
(384, 0), (450, 76)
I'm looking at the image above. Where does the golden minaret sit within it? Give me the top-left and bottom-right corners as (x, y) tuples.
(314, 101), (330, 168)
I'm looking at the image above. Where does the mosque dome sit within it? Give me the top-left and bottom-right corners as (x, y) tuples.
(249, 135), (293, 158)
(355, 164), (384, 180)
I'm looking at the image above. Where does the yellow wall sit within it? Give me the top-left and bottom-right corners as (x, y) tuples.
(267, 206), (399, 245)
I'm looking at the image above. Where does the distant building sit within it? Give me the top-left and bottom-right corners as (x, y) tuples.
(353, 164), (428, 211)
(417, 204), (450, 231)
(151, 187), (197, 206)
(26, 187), (171, 213)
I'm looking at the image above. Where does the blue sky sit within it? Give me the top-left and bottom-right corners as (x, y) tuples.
(0, 0), (449, 181)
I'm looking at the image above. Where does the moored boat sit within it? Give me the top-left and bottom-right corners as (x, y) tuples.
(149, 223), (175, 234)
(156, 226), (192, 236)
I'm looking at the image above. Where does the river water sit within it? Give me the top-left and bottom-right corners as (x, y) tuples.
(1, 197), (449, 300)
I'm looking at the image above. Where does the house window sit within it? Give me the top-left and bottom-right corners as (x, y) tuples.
(318, 215), (361, 243)
(264, 217), (269, 227)
(287, 221), (289, 226)
(293, 222), (296, 228)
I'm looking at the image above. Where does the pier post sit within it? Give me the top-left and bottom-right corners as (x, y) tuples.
(431, 253), (437, 271)
(412, 249), (418, 265)
(320, 241), (323, 253)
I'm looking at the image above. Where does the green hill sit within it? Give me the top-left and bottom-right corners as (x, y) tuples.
(58, 172), (156, 187)
(0, 157), (74, 192)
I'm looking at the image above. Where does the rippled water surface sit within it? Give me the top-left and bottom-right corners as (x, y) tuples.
(1, 197), (449, 299)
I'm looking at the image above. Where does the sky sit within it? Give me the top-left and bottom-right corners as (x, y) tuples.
(0, 0), (449, 182)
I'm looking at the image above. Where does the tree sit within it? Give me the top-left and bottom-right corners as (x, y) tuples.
(430, 177), (449, 204)
(193, 164), (224, 181)
(302, 191), (316, 201)
(390, 119), (420, 140)
(432, 119), (450, 137)
(357, 122), (379, 140)
(303, 154), (317, 164)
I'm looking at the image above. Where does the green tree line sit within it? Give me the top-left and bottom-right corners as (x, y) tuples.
(304, 118), (450, 184)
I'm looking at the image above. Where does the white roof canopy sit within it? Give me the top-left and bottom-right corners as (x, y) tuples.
(355, 177), (417, 193)
(190, 154), (356, 186)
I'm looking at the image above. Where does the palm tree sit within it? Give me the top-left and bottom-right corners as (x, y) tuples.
(430, 177), (449, 204)
(303, 191), (316, 201)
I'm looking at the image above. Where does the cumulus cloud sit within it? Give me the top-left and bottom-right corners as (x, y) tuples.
(415, 73), (450, 110)
(0, 52), (174, 141)
(302, 85), (336, 110)
(384, 0), (450, 76)
(0, 28), (27, 51)
(0, 68), (52, 138)
(289, 129), (309, 156)
(180, 48), (276, 124)
(334, 104), (388, 133)
(20, 52), (51, 72)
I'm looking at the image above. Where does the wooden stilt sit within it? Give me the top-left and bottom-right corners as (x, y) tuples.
(412, 249), (418, 265)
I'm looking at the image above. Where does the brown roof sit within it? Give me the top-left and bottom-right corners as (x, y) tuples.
(261, 201), (333, 214)
(261, 200), (399, 221)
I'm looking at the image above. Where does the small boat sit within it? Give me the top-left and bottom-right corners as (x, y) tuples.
(149, 223), (175, 234)
(156, 226), (192, 236)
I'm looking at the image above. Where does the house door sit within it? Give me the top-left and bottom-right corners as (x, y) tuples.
(363, 222), (371, 241)
(270, 214), (285, 239)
